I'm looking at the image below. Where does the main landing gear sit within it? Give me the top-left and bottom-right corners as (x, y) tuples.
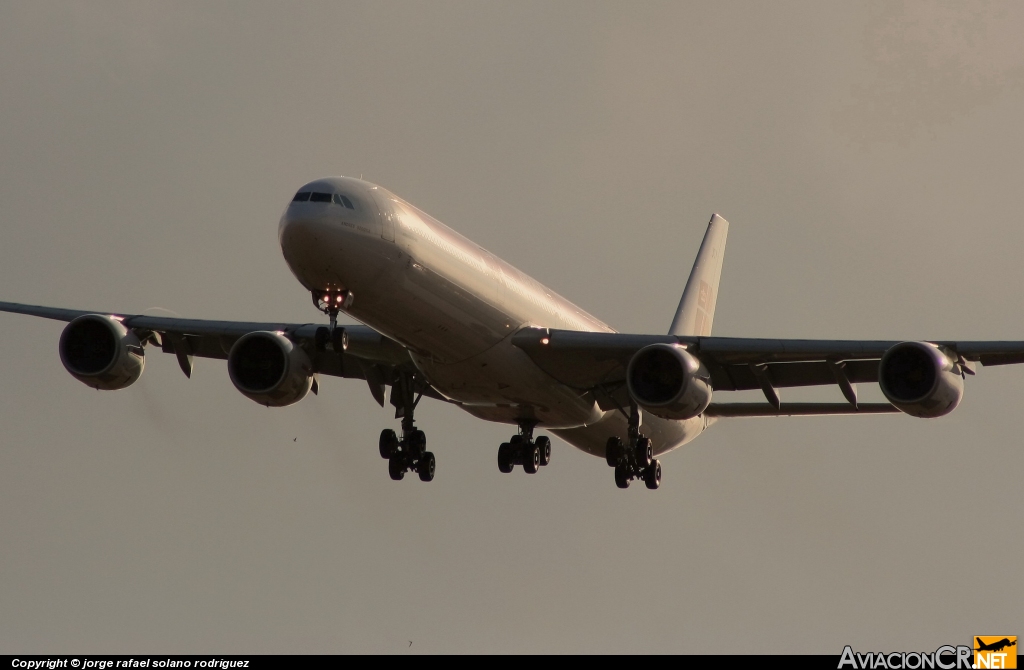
(497, 422), (551, 474)
(605, 404), (662, 490)
(377, 371), (435, 482)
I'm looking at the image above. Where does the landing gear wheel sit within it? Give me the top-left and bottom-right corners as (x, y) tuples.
(497, 443), (513, 473)
(408, 429), (426, 457)
(644, 459), (662, 490)
(314, 326), (330, 352)
(331, 327), (349, 352)
(388, 456), (405, 481)
(536, 436), (551, 466)
(418, 452), (436, 482)
(605, 437), (622, 468)
(636, 437), (653, 468)
(379, 429), (398, 459)
(614, 463), (630, 489)
(523, 444), (540, 474)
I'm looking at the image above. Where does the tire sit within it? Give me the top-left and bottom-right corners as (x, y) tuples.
(497, 443), (513, 473)
(418, 452), (436, 482)
(605, 437), (622, 468)
(644, 460), (662, 490)
(388, 455), (405, 481)
(509, 434), (523, 445)
(331, 327), (348, 352)
(408, 429), (426, 457)
(614, 463), (630, 489)
(379, 429), (398, 459)
(636, 437), (653, 468)
(523, 444), (540, 474)
(536, 436), (551, 466)
(314, 326), (330, 352)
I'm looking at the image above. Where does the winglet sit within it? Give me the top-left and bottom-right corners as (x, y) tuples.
(668, 213), (729, 336)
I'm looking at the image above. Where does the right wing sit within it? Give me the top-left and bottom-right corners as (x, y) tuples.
(0, 300), (441, 406)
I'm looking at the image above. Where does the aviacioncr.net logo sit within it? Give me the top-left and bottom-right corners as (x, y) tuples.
(839, 645), (973, 669)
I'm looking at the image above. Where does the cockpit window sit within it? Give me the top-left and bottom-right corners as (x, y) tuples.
(294, 189), (355, 208)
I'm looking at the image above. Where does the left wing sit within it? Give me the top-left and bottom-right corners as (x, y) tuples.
(511, 327), (1024, 415)
(0, 300), (442, 404)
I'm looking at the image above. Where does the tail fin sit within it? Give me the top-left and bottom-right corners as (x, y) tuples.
(668, 213), (729, 336)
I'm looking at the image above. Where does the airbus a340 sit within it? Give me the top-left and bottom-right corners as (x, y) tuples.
(4, 177), (1022, 489)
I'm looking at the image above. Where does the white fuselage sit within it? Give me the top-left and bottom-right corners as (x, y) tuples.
(278, 177), (706, 457)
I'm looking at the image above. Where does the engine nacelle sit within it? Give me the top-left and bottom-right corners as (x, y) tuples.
(878, 341), (963, 418)
(626, 343), (712, 420)
(59, 314), (145, 390)
(227, 331), (313, 407)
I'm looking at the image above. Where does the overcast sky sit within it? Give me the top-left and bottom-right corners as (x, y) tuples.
(1, 1), (1021, 654)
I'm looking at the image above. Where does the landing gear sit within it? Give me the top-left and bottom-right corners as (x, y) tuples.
(311, 290), (352, 353)
(605, 405), (662, 490)
(377, 373), (434, 482)
(496, 423), (552, 474)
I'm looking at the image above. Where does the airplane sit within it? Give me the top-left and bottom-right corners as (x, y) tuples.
(4, 175), (1024, 490)
(975, 638), (1016, 653)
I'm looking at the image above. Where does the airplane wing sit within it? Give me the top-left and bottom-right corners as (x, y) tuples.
(0, 300), (441, 405)
(511, 327), (1024, 415)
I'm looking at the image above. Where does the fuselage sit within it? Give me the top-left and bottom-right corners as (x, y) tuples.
(278, 177), (705, 456)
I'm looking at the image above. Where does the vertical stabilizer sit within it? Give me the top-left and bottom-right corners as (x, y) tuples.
(668, 213), (729, 336)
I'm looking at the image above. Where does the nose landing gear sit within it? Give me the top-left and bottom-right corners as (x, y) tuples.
(312, 290), (353, 353)
(496, 422), (552, 474)
(605, 404), (662, 490)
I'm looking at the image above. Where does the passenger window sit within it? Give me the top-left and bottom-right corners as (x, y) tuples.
(310, 192), (332, 203)
(292, 192), (311, 202)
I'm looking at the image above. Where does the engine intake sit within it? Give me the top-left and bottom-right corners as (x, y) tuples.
(878, 341), (963, 418)
(626, 343), (712, 420)
(59, 314), (145, 390)
(228, 331), (313, 407)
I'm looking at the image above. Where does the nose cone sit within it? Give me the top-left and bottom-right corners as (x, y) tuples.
(279, 181), (344, 292)
(280, 214), (346, 293)
(279, 176), (384, 293)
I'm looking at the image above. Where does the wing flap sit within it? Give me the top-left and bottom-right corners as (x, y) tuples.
(709, 358), (880, 392)
(705, 402), (898, 417)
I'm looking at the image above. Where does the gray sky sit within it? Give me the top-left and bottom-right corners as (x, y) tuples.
(1, 1), (1022, 654)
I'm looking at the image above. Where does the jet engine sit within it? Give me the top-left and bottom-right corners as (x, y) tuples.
(878, 341), (963, 418)
(227, 331), (313, 407)
(626, 343), (712, 420)
(59, 314), (145, 390)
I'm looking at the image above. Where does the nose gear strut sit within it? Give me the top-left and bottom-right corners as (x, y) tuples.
(604, 403), (662, 490)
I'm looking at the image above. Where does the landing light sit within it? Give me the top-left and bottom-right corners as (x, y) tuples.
(540, 337), (550, 345)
